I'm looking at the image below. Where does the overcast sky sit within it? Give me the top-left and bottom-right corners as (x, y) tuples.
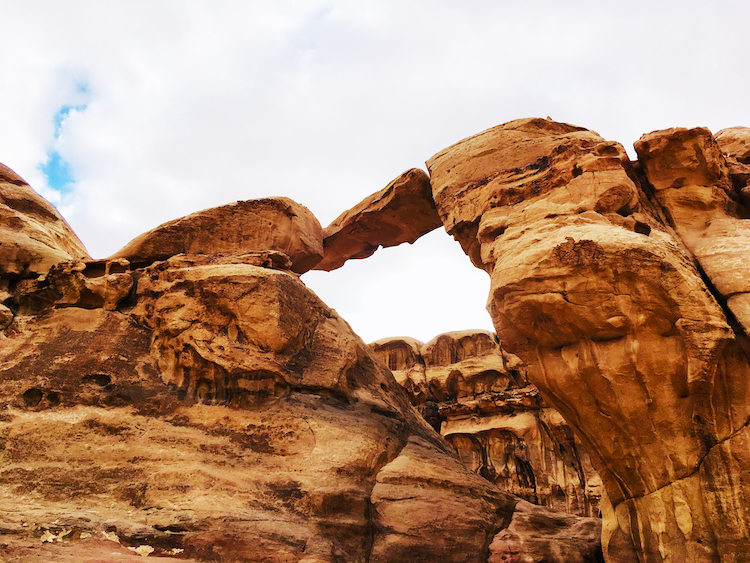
(1, 1), (748, 343)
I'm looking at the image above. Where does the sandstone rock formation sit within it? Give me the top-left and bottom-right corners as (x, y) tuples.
(371, 330), (603, 518)
(0, 162), (89, 279)
(110, 197), (324, 274)
(635, 126), (750, 338)
(425, 119), (750, 563)
(324, 117), (750, 562)
(0, 164), (603, 562)
(313, 168), (442, 271)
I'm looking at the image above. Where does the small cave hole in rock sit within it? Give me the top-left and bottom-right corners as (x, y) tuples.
(22, 388), (43, 407)
(634, 221), (652, 236)
(83, 262), (107, 278)
(83, 373), (112, 387)
(46, 391), (61, 405)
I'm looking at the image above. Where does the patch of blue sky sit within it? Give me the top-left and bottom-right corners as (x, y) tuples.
(39, 151), (75, 195)
(53, 103), (87, 138)
(42, 81), (90, 196)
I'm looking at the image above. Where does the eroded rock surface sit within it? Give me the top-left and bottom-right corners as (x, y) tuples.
(635, 126), (750, 338)
(0, 251), (522, 562)
(0, 177), (609, 562)
(314, 168), (442, 271)
(0, 163), (90, 279)
(110, 197), (324, 274)
(371, 330), (603, 518)
(425, 118), (750, 562)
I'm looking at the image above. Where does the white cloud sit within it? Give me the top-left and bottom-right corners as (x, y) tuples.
(0, 0), (748, 341)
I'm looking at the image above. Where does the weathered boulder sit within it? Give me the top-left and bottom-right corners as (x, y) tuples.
(372, 330), (603, 518)
(110, 197), (324, 274)
(313, 168), (442, 271)
(0, 162), (89, 279)
(424, 118), (750, 562)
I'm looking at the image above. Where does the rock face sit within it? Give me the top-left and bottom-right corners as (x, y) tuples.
(0, 163), (89, 279)
(0, 176), (603, 562)
(371, 330), (603, 518)
(110, 197), (324, 274)
(635, 127), (750, 337)
(425, 118), (750, 563)
(313, 168), (442, 271)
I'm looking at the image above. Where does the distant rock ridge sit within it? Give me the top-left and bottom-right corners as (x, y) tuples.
(370, 330), (603, 519)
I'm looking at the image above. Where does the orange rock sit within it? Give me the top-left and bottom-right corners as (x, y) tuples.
(110, 197), (324, 274)
(372, 330), (604, 519)
(0, 243), (522, 562)
(635, 127), (750, 336)
(427, 118), (750, 562)
(0, 162), (89, 278)
(313, 168), (442, 271)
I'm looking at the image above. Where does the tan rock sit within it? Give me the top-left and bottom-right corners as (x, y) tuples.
(420, 330), (516, 401)
(0, 247), (533, 562)
(0, 162), (89, 278)
(369, 336), (428, 403)
(370, 435), (515, 563)
(313, 168), (442, 271)
(488, 500), (602, 563)
(372, 330), (604, 518)
(715, 126), (750, 163)
(635, 127), (750, 338)
(427, 118), (750, 562)
(110, 197), (324, 274)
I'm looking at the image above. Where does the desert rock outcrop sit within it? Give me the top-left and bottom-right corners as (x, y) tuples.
(371, 330), (603, 518)
(0, 163), (89, 279)
(110, 197), (324, 274)
(635, 126), (750, 338)
(424, 118), (750, 563)
(313, 168), (441, 271)
(0, 167), (603, 562)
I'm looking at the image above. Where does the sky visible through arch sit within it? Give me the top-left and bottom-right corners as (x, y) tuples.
(1, 0), (749, 342)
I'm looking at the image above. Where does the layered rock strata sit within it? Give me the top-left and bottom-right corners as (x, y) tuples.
(0, 164), (603, 562)
(371, 330), (603, 518)
(0, 162), (89, 279)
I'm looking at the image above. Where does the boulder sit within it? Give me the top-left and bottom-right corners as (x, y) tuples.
(0, 162), (89, 279)
(635, 127), (750, 336)
(313, 168), (442, 271)
(110, 197), (324, 274)
(488, 501), (603, 563)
